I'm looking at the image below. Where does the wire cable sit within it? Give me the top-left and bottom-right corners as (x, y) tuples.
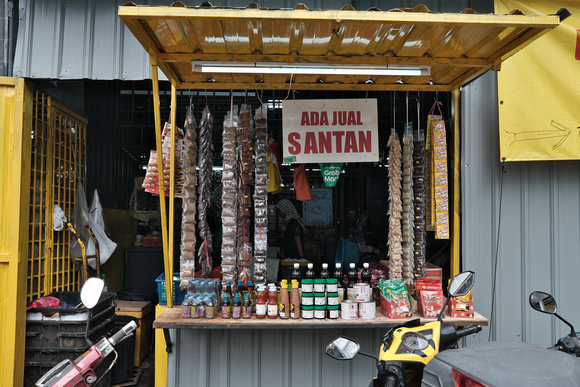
(489, 157), (507, 341)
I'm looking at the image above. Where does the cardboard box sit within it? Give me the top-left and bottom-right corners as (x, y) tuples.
(425, 262), (442, 284)
(380, 292), (412, 319)
(116, 300), (154, 367)
(448, 298), (474, 318)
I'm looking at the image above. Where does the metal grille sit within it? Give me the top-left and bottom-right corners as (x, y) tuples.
(27, 90), (87, 301)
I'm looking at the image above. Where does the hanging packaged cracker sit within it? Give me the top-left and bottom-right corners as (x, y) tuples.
(413, 126), (427, 280)
(197, 106), (214, 277)
(253, 106), (268, 285)
(236, 105), (255, 283)
(180, 105), (198, 286)
(401, 123), (415, 286)
(221, 105), (239, 286)
(387, 129), (403, 281)
(425, 101), (442, 232)
(427, 101), (449, 239)
(142, 150), (159, 194)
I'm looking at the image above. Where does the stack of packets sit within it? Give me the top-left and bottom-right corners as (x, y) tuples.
(415, 278), (444, 318)
(379, 279), (412, 319)
(425, 112), (449, 239)
(449, 289), (474, 318)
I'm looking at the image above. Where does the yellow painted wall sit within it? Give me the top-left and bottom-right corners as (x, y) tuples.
(0, 77), (33, 386)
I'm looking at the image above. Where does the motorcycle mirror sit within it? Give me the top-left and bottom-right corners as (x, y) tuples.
(529, 291), (558, 315)
(80, 277), (105, 309)
(326, 336), (360, 360)
(448, 271), (475, 298)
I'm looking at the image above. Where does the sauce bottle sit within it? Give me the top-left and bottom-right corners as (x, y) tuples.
(221, 293), (232, 319)
(291, 263), (302, 283)
(247, 281), (255, 313)
(267, 284), (278, 319)
(279, 279), (290, 319)
(361, 262), (372, 285)
(347, 263), (357, 300)
(255, 285), (267, 319)
(334, 263), (345, 302)
(290, 280), (301, 319)
(320, 263), (330, 279)
(232, 293), (242, 319)
(305, 263), (315, 279)
(242, 293), (252, 319)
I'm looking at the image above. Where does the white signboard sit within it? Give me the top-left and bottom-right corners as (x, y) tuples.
(282, 99), (379, 164)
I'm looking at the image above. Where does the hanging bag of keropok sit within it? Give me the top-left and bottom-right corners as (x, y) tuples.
(426, 101), (443, 231)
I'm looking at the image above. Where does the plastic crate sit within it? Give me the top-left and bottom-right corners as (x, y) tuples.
(26, 291), (115, 321)
(155, 273), (185, 305)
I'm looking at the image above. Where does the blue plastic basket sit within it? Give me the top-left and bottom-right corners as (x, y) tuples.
(155, 273), (186, 305)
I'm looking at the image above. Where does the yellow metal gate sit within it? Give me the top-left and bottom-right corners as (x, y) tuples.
(28, 90), (87, 301)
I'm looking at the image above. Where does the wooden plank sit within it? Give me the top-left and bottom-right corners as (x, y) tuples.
(153, 307), (488, 329)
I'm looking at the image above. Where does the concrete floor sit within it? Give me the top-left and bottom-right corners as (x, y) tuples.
(111, 349), (155, 387)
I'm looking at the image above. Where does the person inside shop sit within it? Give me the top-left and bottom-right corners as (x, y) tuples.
(346, 205), (378, 262)
(275, 199), (305, 259)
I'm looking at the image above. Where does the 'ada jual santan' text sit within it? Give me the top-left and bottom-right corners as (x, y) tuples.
(287, 110), (371, 155)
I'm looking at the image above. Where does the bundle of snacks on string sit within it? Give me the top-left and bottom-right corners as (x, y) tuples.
(180, 106), (198, 286)
(253, 107), (268, 285)
(161, 122), (185, 198)
(413, 129), (427, 280)
(142, 150), (159, 194)
(221, 108), (239, 286)
(401, 124), (415, 285)
(197, 106), (214, 277)
(236, 105), (254, 284)
(415, 277), (444, 318)
(379, 279), (412, 318)
(430, 118), (449, 239)
(387, 129), (403, 281)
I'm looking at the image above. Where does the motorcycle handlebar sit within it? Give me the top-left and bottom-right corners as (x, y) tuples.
(456, 325), (482, 339)
(385, 375), (398, 387)
(109, 320), (138, 346)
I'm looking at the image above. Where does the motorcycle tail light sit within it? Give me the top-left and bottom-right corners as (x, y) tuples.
(452, 369), (489, 387)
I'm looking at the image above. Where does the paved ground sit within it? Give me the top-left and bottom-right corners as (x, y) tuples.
(111, 350), (155, 387)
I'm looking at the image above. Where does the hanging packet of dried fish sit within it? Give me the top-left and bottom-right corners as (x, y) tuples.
(221, 107), (239, 286)
(253, 106), (268, 285)
(387, 129), (403, 281)
(197, 106), (214, 277)
(401, 124), (415, 285)
(180, 106), (198, 286)
(413, 129), (427, 279)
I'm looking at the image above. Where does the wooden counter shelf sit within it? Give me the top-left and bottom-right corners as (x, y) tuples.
(153, 307), (488, 330)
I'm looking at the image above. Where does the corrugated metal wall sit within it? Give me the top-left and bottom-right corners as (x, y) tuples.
(13, 0), (493, 81)
(462, 71), (580, 348)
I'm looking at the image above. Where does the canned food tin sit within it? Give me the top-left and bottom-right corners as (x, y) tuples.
(341, 300), (358, 319)
(313, 279), (326, 293)
(301, 279), (314, 293)
(353, 283), (372, 302)
(314, 305), (326, 319)
(302, 305), (314, 319)
(314, 292), (326, 306)
(327, 292), (339, 306)
(327, 305), (339, 319)
(358, 301), (376, 319)
(301, 292), (314, 306)
(325, 278), (338, 293)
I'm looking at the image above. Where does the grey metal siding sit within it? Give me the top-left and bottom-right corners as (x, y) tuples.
(13, 0), (493, 80)
(462, 71), (580, 348)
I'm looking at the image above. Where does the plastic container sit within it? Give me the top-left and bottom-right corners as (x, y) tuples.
(155, 273), (186, 305)
(301, 279), (314, 293)
(325, 278), (338, 293)
(314, 293), (326, 306)
(302, 305), (314, 319)
(335, 237), (359, 268)
(313, 279), (326, 293)
(314, 305), (326, 319)
(327, 305), (339, 319)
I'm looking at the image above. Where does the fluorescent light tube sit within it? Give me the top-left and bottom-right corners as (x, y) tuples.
(192, 61), (430, 76)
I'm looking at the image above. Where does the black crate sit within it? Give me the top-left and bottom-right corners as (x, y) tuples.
(111, 316), (137, 384)
(28, 291), (115, 317)
(26, 316), (116, 361)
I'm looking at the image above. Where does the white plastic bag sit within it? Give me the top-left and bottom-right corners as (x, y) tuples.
(71, 184), (117, 269)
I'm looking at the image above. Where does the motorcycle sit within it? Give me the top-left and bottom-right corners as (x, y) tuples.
(36, 277), (138, 387)
(326, 271), (482, 387)
(422, 290), (580, 386)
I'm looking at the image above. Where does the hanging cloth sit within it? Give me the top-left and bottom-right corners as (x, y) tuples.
(293, 164), (312, 201)
(267, 138), (282, 194)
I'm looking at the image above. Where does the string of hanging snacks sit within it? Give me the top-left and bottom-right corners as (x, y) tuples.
(401, 121), (415, 285)
(179, 105), (198, 287)
(413, 100), (427, 280)
(427, 100), (449, 239)
(253, 106), (268, 286)
(197, 106), (214, 277)
(388, 127), (403, 281)
(221, 100), (239, 286)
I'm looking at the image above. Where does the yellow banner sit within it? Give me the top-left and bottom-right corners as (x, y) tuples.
(496, 0), (579, 161)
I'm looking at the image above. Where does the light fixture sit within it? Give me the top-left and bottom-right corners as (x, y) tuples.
(192, 61), (430, 77)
